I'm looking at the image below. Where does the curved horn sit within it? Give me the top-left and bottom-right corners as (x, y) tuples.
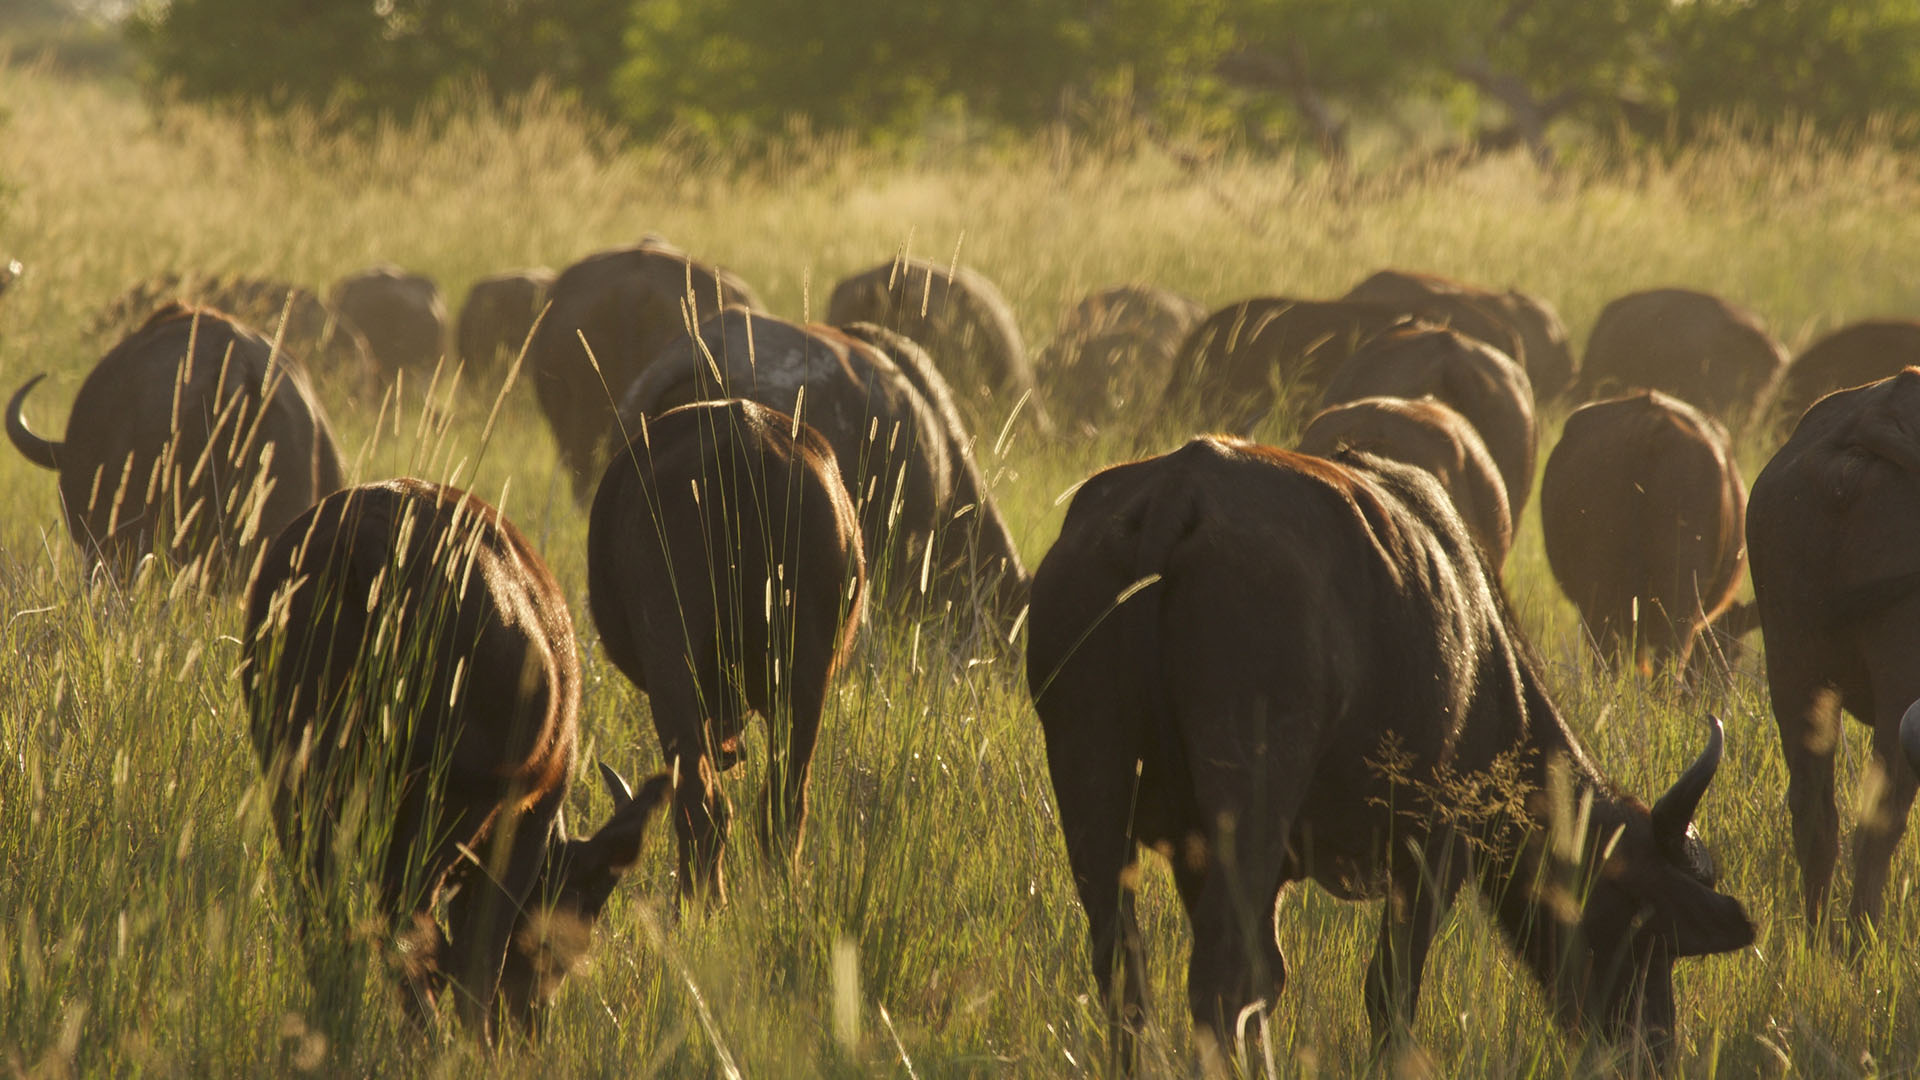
(1900, 700), (1920, 776)
(598, 760), (634, 810)
(1650, 714), (1725, 843)
(6, 374), (62, 471)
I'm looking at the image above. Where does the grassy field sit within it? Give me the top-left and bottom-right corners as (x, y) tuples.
(3, 56), (1920, 1077)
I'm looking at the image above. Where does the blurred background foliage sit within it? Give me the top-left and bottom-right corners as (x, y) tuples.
(6, 0), (1920, 159)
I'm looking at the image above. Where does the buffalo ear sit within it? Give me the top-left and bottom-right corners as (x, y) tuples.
(1663, 879), (1756, 958)
(578, 771), (674, 878)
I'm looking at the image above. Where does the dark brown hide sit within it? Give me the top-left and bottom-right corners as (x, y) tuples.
(243, 479), (671, 1036)
(1769, 320), (1920, 429)
(1542, 391), (1747, 675)
(621, 310), (1028, 636)
(1748, 367), (1920, 936)
(1298, 395), (1512, 569)
(7, 303), (344, 589)
(825, 256), (1041, 432)
(1038, 284), (1204, 430)
(1027, 438), (1753, 1069)
(330, 264), (449, 378)
(1162, 297), (1423, 433)
(1344, 268), (1575, 400)
(1579, 288), (1786, 421)
(588, 400), (865, 904)
(527, 237), (764, 500)
(1320, 325), (1538, 518)
(457, 268), (554, 376)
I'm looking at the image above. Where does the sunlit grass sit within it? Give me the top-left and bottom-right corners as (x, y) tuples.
(3, 57), (1919, 1076)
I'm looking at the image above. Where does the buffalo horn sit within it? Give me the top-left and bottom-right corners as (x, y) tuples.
(6, 374), (61, 471)
(599, 760), (635, 810)
(1650, 714), (1724, 843)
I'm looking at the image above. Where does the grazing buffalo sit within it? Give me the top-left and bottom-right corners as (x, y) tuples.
(244, 478), (673, 1036)
(1747, 367), (1920, 938)
(7, 303), (344, 588)
(588, 400), (865, 903)
(1768, 319), (1920, 428)
(826, 256), (1042, 431)
(622, 309), (1028, 635)
(1298, 395), (1512, 569)
(1162, 297), (1422, 433)
(457, 268), (554, 376)
(329, 264), (450, 378)
(1027, 438), (1753, 1070)
(93, 271), (376, 390)
(1542, 392), (1747, 676)
(1038, 284), (1203, 431)
(1344, 268), (1575, 401)
(1320, 325), (1538, 517)
(527, 237), (764, 501)
(1578, 288), (1787, 421)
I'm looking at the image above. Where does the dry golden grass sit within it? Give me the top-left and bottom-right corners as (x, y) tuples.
(3, 56), (1919, 1076)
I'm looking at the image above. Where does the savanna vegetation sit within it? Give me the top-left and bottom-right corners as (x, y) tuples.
(3, 49), (1920, 1077)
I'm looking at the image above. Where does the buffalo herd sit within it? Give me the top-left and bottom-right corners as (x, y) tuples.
(7, 246), (1920, 1067)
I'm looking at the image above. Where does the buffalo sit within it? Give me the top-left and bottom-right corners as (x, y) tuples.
(1542, 391), (1748, 676)
(1037, 284), (1203, 431)
(621, 309), (1028, 636)
(1343, 268), (1575, 401)
(244, 478), (673, 1036)
(1320, 325), (1538, 518)
(456, 267), (554, 377)
(1768, 319), (1920, 429)
(93, 271), (376, 390)
(1161, 297), (1422, 433)
(1027, 437), (1754, 1070)
(7, 303), (344, 588)
(527, 237), (764, 501)
(329, 264), (450, 378)
(1298, 395), (1512, 569)
(1747, 366), (1920, 938)
(588, 399), (865, 904)
(1578, 288), (1787, 422)
(826, 255), (1042, 432)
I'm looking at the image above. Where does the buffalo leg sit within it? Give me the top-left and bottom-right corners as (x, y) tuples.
(1776, 679), (1842, 931)
(757, 681), (821, 872)
(1848, 665), (1920, 936)
(1364, 834), (1461, 1047)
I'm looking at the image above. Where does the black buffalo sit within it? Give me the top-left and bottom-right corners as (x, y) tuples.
(826, 255), (1042, 432)
(244, 478), (672, 1036)
(329, 264), (449, 379)
(457, 267), (554, 377)
(1162, 297), (1424, 433)
(589, 400), (866, 903)
(621, 309), (1028, 636)
(1038, 284), (1203, 431)
(1747, 366), (1920, 938)
(8, 303), (344, 588)
(1579, 288), (1786, 422)
(527, 237), (764, 501)
(1343, 268), (1574, 401)
(1542, 391), (1748, 676)
(1768, 319), (1920, 429)
(1320, 325), (1538, 518)
(1028, 437), (1753, 1070)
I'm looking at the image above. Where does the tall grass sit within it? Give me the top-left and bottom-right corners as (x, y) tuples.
(3, 56), (1919, 1076)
